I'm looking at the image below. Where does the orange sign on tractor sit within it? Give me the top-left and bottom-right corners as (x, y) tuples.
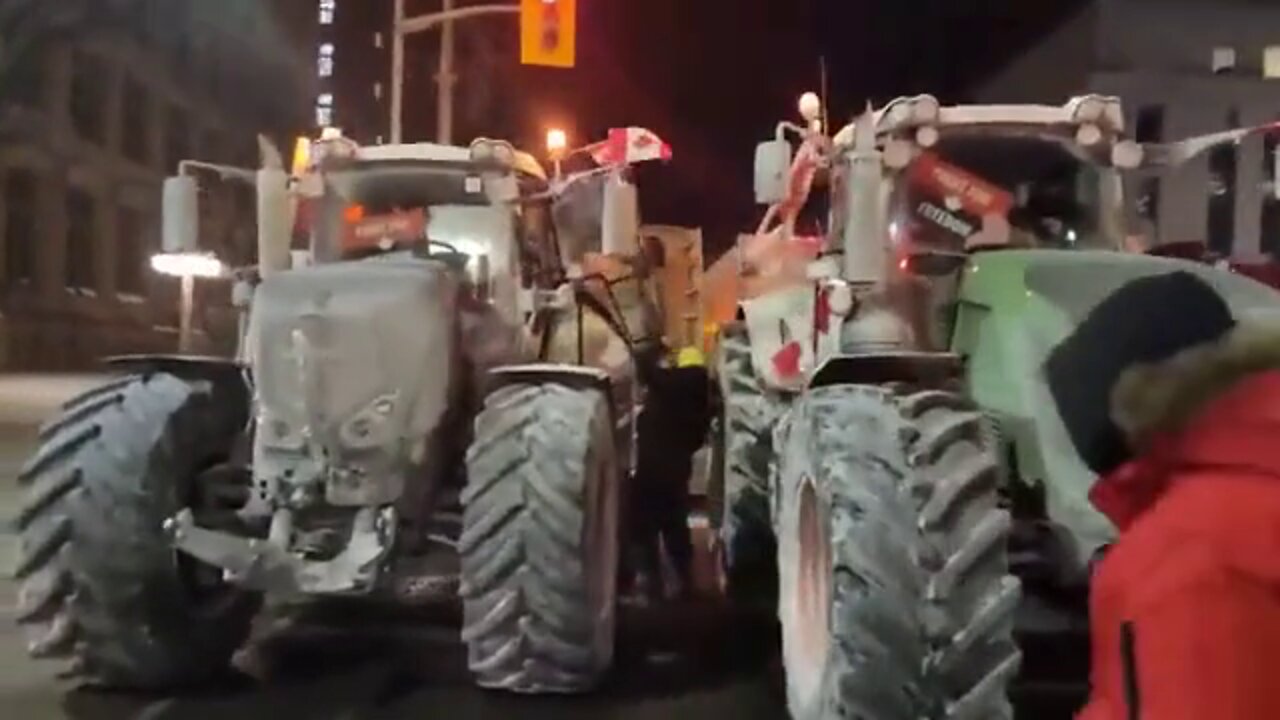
(341, 208), (428, 255)
(520, 0), (575, 68)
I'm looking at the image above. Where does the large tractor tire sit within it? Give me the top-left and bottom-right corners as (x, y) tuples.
(12, 373), (258, 689)
(712, 323), (784, 600)
(460, 382), (620, 693)
(774, 385), (1021, 720)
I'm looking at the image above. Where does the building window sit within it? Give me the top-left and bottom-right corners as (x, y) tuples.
(320, 0), (335, 24)
(1263, 125), (1280, 258)
(1134, 105), (1164, 232)
(65, 188), (97, 293)
(10, 47), (46, 108)
(1134, 105), (1164, 143)
(1266, 47), (1280, 79)
(4, 170), (36, 285)
(1207, 109), (1240, 256)
(316, 93), (334, 128)
(165, 106), (188, 172)
(1212, 47), (1236, 75)
(121, 76), (150, 164)
(318, 43), (334, 78)
(69, 51), (107, 144)
(116, 206), (146, 296)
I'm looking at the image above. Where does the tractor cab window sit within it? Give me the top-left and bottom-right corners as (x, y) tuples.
(888, 135), (1113, 256)
(315, 161), (515, 264)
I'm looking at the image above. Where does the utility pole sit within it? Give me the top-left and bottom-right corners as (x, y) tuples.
(389, 1), (519, 145)
(437, 0), (455, 146)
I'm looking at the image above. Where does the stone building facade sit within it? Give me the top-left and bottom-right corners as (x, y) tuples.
(0, 1), (311, 370)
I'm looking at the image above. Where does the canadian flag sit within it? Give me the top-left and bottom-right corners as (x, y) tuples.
(588, 127), (673, 167)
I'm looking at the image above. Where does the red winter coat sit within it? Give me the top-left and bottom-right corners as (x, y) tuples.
(1078, 370), (1280, 720)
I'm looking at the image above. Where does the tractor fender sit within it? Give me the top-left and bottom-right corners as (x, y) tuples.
(739, 285), (818, 393)
(101, 355), (250, 418)
(484, 364), (616, 422)
(484, 363), (634, 475)
(806, 351), (963, 391)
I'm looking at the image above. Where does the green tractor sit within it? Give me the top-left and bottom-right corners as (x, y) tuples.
(713, 94), (1280, 719)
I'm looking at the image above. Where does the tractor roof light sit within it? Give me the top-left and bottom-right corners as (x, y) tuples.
(1072, 96), (1107, 124)
(915, 125), (940, 148)
(311, 133), (359, 167)
(1071, 95), (1123, 131)
(1112, 140), (1145, 169)
(910, 95), (941, 125)
(469, 138), (517, 170)
(798, 91), (823, 132)
(1076, 123), (1104, 147)
(882, 99), (916, 131)
(291, 137), (313, 176)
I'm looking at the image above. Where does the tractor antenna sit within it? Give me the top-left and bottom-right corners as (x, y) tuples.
(819, 56), (830, 134)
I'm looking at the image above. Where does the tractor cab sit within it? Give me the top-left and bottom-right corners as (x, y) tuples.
(288, 132), (558, 320)
(888, 133), (1121, 256)
(831, 96), (1136, 264)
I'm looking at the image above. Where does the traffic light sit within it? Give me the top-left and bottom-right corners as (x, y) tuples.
(521, 0), (575, 68)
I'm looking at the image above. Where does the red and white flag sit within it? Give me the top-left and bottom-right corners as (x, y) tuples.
(587, 127), (673, 166)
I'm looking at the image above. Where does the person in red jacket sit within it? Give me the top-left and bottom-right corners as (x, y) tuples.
(1045, 270), (1280, 720)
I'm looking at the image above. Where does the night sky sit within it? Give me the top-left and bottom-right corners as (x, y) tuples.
(502, 0), (1088, 257)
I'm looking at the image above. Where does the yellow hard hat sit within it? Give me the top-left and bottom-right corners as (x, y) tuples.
(676, 346), (706, 368)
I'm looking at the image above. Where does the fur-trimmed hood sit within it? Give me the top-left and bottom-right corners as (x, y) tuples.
(1111, 321), (1280, 448)
(1089, 321), (1280, 531)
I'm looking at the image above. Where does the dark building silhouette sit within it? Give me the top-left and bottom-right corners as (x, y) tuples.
(0, 1), (312, 370)
(975, 0), (1280, 260)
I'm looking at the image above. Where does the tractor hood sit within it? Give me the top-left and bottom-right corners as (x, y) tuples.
(246, 256), (460, 507)
(955, 249), (1280, 572)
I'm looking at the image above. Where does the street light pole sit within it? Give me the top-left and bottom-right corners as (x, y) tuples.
(437, 0), (456, 145)
(388, 2), (520, 145)
(178, 273), (195, 353)
(391, 0), (406, 144)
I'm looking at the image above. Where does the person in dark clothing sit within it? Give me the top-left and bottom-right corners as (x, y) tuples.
(629, 344), (712, 601)
(1044, 271), (1280, 720)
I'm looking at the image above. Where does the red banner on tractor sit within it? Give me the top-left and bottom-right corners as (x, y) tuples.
(342, 208), (427, 254)
(910, 151), (1014, 218)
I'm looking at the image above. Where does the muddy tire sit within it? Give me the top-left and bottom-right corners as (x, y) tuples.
(461, 382), (620, 693)
(713, 323), (783, 600)
(12, 373), (257, 689)
(774, 385), (1021, 720)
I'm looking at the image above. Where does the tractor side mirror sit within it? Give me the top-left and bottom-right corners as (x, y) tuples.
(602, 171), (639, 255)
(256, 166), (294, 277)
(754, 139), (792, 205)
(162, 176), (199, 254)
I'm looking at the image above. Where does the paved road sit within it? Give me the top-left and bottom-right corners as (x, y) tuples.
(0, 375), (789, 720)
(0, 374), (1082, 720)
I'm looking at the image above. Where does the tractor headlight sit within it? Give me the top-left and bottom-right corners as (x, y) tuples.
(469, 138), (516, 170)
(883, 100), (915, 130)
(339, 394), (397, 450)
(1072, 96), (1108, 124)
(260, 412), (305, 451)
(911, 95), (941, 125)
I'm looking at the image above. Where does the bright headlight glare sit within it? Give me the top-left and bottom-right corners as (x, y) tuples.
(150, 252), (224, 278)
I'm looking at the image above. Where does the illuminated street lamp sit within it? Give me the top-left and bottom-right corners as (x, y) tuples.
(546, 127), (567, 178)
